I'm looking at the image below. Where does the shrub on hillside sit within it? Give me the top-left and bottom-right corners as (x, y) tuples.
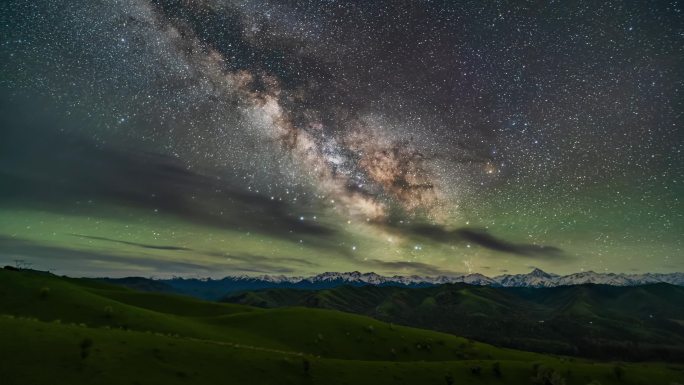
(533, 365), (566, 385)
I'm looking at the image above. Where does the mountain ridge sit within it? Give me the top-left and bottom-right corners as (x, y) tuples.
(96, 268), (684, 301)
(167, 268), (684, 287)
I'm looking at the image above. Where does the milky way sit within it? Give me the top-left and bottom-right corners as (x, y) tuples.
(133, 0), (453, 222)
(0, 0), (681, 277)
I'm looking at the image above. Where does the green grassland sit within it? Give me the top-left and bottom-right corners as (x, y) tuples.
(1, 268), (682, 384)
(224, 283), (684, 361)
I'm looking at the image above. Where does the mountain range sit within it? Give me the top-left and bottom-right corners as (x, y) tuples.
(99, 268), (684, 300)
(276, 269), (684, 287)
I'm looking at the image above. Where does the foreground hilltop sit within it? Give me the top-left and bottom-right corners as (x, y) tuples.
(1, 268), (683, 384)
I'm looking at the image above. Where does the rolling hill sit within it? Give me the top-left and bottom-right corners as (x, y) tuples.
(223, 283), (684, 362)
(1, 267), (683, 384)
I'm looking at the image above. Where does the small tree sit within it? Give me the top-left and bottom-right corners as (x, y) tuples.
(470, 365), (482, 375)
(444, 373), (454, 385)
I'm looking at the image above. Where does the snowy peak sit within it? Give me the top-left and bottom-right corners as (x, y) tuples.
(457, 273), (497, 286)
(496, 268), (562, 287)
(307, 271), (386, 284)
(529, 268), (557, 278)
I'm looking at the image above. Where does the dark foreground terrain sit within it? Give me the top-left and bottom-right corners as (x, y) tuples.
(1, 268), (683, 385)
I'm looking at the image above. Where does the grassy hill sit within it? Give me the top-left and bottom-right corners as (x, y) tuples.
(223, 283), (684, 361)
(1, 268), (683, 384)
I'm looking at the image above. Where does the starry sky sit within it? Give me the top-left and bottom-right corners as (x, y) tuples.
(0, 0), (682, 277)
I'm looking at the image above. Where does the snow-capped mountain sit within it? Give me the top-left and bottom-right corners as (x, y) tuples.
(451, 273), (499, 286)
(547, 271), (684, 287)
(495, 268), (560, 288)
(243, 274), (303, 283)
(219, 269), (684, 288)
(103, 269), (684, 300)
(554, 271), (634, 286)
(304, 271), (388, 284)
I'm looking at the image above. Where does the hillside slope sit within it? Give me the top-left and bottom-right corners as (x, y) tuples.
(1, 268), (683, 385)
(224, 283), (684, 361)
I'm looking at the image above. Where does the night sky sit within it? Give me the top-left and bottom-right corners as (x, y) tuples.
(0, 0), (682, 277)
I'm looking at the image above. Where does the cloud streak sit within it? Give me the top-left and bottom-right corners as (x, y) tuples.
(400, 224), (566, 258)
(70, 234), (191, 251)
(0, 124), (337, 243)
(0, 236), (317, 277)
